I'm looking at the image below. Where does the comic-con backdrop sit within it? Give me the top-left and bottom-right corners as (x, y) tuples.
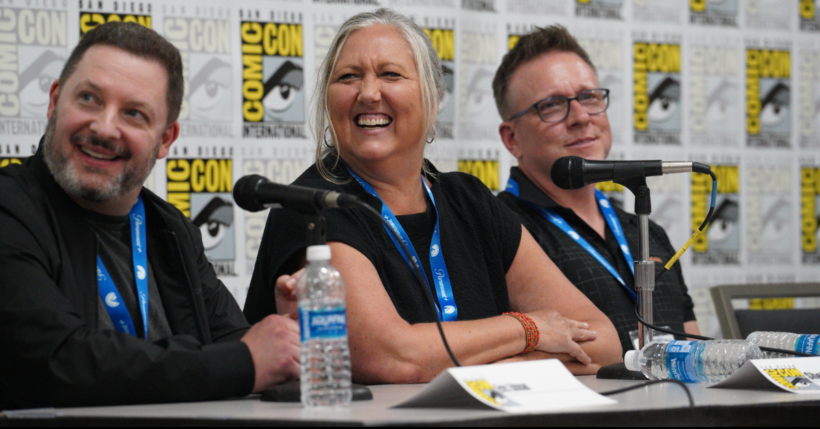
(2, 0), (819, 339)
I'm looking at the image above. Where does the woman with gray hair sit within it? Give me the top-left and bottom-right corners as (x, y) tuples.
(244, 8), (620, 383)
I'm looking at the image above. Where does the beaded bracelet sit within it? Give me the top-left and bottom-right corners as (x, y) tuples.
(503, 312), (540, 354)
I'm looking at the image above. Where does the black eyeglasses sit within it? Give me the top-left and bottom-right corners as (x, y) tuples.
(507, 88), (610, 123)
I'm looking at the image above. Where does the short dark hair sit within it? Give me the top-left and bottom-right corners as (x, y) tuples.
(492, 25), (596, 120)
(59, 22), (183, 124)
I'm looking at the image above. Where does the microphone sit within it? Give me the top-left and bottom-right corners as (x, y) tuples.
(550, 156), (711, 190)
(233, 175), (360, 213)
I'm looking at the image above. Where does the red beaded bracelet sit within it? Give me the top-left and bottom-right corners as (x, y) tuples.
(503, 312), (540, 354)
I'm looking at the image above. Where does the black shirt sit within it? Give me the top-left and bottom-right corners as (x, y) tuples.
(85, 209), (173, 342)
(244, 160), (522, 325)
(395, 191), (438, 293)
(498, 167), (696, 353)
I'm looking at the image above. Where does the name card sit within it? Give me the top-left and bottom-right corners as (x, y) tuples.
(392, 359), (616, 413)
(713, 357), (820, 394)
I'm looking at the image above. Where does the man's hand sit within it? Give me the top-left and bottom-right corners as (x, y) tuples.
(241, 315), (301, 393)
(526, 309), (596, 366)
(275, 269), (303, 320)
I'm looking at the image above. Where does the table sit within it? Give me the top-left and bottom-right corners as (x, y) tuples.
(3, 377), (820, 426)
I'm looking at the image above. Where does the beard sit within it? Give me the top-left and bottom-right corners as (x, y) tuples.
(43, 108), (161, 204)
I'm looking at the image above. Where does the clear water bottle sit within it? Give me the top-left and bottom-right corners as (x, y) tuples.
(297, 245), (352, 407)
(747, 332), (820, 359)
(624, 340), (763, 383)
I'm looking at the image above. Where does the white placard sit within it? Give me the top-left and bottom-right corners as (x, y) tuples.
(712, 357), (820, 394)
(392, 359), (617, 413)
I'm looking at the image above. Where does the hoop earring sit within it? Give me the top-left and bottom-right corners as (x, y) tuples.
(426, 128), (436, 145)
(323, 127), (333, 148)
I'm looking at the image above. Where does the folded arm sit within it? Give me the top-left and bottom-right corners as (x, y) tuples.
(327, 241), (595, 384)
(505, 227), (623, 374)
(329, 242), (525, 383)
(684, 321), (701, 337)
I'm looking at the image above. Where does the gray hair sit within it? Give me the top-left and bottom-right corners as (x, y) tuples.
(312, 8), (444, 183)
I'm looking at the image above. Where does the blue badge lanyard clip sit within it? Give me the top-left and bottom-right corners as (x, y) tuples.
(506, 178), (637, 302)
(348, 168), (458, 322)
(97, 196), (150, 338)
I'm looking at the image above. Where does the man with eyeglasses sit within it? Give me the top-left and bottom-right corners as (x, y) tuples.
(493, 26), (700, 355)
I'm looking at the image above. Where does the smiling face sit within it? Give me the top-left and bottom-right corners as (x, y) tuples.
(327, 25), (426, 171)
(43, 45), (178, 206)
(500, 51), (612, 183)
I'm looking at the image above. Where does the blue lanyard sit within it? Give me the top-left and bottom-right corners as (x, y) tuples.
(348, 168), (458, 321)
(506, 178), (637, 302)
(97, 196), (150, 338)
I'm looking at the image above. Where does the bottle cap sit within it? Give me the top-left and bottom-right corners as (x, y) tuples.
(624, 350), (638, 372)
(307, 245), (331, 262)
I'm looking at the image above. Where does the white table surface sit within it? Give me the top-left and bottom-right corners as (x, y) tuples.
(4, 376), (820, 426)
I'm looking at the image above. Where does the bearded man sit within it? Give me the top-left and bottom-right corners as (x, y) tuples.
(0, 22), (299, 410)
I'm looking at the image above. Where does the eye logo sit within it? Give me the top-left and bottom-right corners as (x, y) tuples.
(241, 21), (306, 139)
(599, 199), (611, 209)
(105, 292), (120, 308)
(167, 158), (237, 276)
(444, 305), (456, 315)
(20, 50), (66, 119)
(136, 265), (146, 281)
(621, 244), (631, 255)
(192, 196), (235, 254)
(431, 244), (440, 257)
(746, 48), (791, 148)
(262, 60), (304, 121)
(633, 42), (682, 144)
(568, 231), (581, 241)
(189, 58), (233, 122)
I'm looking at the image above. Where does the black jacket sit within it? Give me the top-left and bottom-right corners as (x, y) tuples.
(0, 147), (255, 410)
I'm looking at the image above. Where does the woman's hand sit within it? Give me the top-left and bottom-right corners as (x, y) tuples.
(275, 268), (303, 320)
(525, 309), (596, 366)
(506, 228), (624, 373)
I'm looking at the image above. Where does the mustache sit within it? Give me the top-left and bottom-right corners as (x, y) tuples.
(71, 134), (131, 159)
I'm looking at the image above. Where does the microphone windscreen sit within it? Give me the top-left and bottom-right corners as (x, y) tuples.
(551, 156), (585, 190)
(233, 175), (266, 212)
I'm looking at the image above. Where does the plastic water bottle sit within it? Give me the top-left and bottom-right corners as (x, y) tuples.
(747, 332), (820, 359)
(624, 340), (763, 383)
(297, 245), (352, 407)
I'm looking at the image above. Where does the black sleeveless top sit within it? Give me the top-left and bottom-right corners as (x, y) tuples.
(244, 160), (522, 325)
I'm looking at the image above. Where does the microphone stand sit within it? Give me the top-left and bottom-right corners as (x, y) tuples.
(262, 206), (375, 403)
(616, 176), (654, 350)
(305, 212), (327, 246)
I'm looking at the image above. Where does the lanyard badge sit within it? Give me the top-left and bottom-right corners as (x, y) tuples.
(97, 196), (150, 338)
(506, 178), (637, 302)
(348, 168), (458, 322)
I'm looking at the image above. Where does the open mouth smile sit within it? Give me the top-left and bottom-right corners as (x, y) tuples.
(79, 146), (121, 161)
(356, 114), (392, 129)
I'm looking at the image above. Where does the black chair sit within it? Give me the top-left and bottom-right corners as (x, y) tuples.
(710, 283), (820, 339)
